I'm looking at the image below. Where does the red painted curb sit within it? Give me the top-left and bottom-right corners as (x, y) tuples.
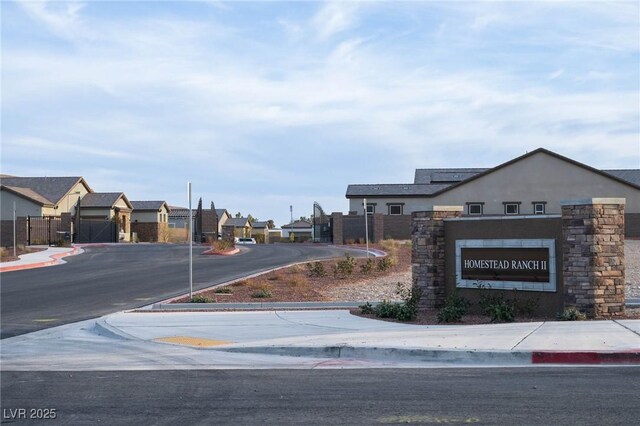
(532, 351), (640, 364)
(0, 247), (79, 272)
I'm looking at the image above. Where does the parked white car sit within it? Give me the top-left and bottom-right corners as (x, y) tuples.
(234, 237), (256, 244)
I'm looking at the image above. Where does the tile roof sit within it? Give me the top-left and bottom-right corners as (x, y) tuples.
(131, 201), (169, 211)
(1, 185), (54, 205)
(81, 192), (125, 208)
(0, 176), (87, 205)
(251, 221), (269, 228)
(215, 209), (229, 218)
(346, 183), (452, 197)
(602, 170), (640, 186)
(168, 206), (195, 218)
(224, 217), (251, 227)
(414, 168), (487, 184)
(282, 220), (312, 229)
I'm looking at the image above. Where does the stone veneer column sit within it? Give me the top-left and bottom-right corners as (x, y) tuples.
(562, 198), (626, 318)
(331, 212), (343, 245)
(412, 206), (463, 310)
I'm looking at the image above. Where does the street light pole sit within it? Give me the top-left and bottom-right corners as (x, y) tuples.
(188, 182), (193, 300)
(364, 198), (369, 258)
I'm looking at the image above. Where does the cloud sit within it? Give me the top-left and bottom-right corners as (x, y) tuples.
(311, 1), (360, 40)
(2, 1), (638, 225)
(17, 0), (85, 39)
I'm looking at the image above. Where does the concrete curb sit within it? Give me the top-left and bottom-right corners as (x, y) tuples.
(217, 345), (640, 365)
(150, 301), (373, 311)
(0, 246), (82, 272)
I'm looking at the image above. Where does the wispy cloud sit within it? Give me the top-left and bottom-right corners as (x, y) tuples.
(2, 1), (638, 223)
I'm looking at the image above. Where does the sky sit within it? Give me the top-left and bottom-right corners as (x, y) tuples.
(2, 0), (639, 226)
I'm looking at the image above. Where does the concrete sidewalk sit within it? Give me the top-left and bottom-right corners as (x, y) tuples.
(0, 246), (82, 272)
(2, 309), (639, 370)
(98, 309), (640, 366)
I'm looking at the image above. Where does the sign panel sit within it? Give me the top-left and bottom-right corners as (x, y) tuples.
(461, 247), (550, 283)
(455, 239), (556, 292)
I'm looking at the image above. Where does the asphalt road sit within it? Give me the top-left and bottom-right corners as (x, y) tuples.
(2, 368), (638, 425)
(0, 244), (361, 339)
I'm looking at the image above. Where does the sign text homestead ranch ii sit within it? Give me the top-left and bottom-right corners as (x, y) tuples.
(463, 259), (548, 272)
(461, 247), (550, 283)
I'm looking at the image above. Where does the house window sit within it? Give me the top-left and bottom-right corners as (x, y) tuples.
(467, 203), (483, 215)
(366, 204), (375, 215)
(504, 203), (520, 215)
(532, 202), (546, 215)
(388, 204), (403, 215)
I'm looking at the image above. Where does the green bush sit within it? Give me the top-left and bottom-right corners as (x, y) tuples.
(190, 295), (215, 303)
(360, 258), (374, 274)
(512, 289), (540, 318)
(377, 257), (395, 272)
(306, 261), (327, 277)
(359, 302), (375, 314)
(358, 283), (421, 322)
(557, 307), (587, 321)
(437, 291), (469, 323)
(333, 254), (356, 278)
(251, 286), (273, 298)
(476, 283), (515, 323)
(213, 287), (233, 294)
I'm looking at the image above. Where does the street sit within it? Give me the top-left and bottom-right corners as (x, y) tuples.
(0, 244), (361, 338)
(2, 368), (638, 425)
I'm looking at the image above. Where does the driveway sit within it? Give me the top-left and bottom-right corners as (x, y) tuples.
(0, 243), (362, 338)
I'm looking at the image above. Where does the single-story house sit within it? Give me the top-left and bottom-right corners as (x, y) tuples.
(223, 217), (252, 238)
(250, 220), (275, 243)
(79, 192), (133, 241)
(130, 201), (170, 242)
(346, 148), (640, 238)
(0, 175), (92, 220)
(281, 220), (312, 240)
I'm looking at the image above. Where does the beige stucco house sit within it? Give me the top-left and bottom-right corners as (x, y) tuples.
(79, 192), (133, 241)
(346, 148), (640, 238)
(130, 201), (170, 242)
(0, 176), (92, 220)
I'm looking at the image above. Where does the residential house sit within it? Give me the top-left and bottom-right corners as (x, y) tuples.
(223, 217), (252, 238)
(130, 201), (170, 242)
(281, 220), (312, 241)
(0, 176), (92, 220)
(346, 148), (640, 238)
(79, 192), (133, 241)
(250, 220), (274, 243)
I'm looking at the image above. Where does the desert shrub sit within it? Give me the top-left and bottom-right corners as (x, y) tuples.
(476, 283), (515, 323)
(306, 262), (327, 277)
(512, 289), (541, 318)
(366, 283), (422, 322)
(437, 291), (469, 323)
(251, 285), (273, 298)
(289, 264), (303, 273)
(289, 276), (308, 288)
(212, 239), (234, 251)
(557, 307), (587, 321)
(359, 302), (375, 315)
(360, 258), (374, 274)
(213, 287), (233, 294)
(267, 274), (281, 281)
(333, 254), (356, 278)
(190, 295), (215, 303)
(345, 239), (355, 245)
(377, 256), (395, 272)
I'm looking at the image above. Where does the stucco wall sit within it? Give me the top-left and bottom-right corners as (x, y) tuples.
(0, 191), (43, 219)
